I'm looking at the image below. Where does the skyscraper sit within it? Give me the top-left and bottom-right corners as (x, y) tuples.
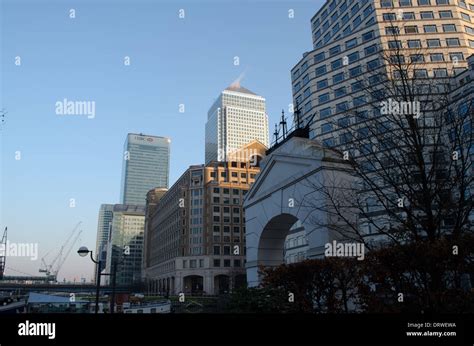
(205, 83), (269, 164)
(105, 204), (146, 286)
(94, 204), (114, 281)
(120, 133), (170, 205)
(290, 0), (473, 145)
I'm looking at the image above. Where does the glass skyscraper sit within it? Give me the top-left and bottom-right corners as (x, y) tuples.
(120, 133), (170, 205)
(205, 84), (269, 164)
(94, 204), (114, 280)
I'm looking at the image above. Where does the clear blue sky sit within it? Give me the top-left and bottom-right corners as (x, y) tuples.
(1, 0), (323, 281)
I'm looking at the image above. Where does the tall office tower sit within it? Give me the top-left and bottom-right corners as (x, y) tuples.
(205, 83), (269, 164)
(290, 0), (474, 145)
(94, 204), (114, 281)
(120, 133), (170, 205)
(104, 204), (146, 286)
(143, 141), (267, 295)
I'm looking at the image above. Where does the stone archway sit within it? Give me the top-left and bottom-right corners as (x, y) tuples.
(244, 136), (354, 287)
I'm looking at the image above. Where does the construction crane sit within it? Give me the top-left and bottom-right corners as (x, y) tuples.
(39, 222), (82, 282)
(0, 227), (7, 279)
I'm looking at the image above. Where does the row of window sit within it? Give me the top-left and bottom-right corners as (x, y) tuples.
(388, 37), (462, 48)
(385, 23), (470, 34)
(381, 0), (452, 7)
(383, 10), (471, 21)
(213, 225), (243, 233)
(213, 259), (242, 268)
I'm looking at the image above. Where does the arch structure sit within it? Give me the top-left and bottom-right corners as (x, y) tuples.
(243, 136), (355, 287)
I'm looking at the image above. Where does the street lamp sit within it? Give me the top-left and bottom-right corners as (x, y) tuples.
(77, 246), (101, 314)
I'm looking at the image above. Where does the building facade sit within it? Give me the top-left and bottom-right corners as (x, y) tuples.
(94, 204), (114, 281)
(120, 133), (170, 205)
(143, 141), (266, 295)
(205, 84), (269, 164)
(291, 0), (474, 144)
(104, 204), (146, 286)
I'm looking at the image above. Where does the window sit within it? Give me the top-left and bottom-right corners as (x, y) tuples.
(446, 38), (460, 46)
(427, 39), (441, 47)
(315, 65), (327, 77)
(466, 26), (474, 34)
(331, 59), (343, 70)
(349, 65), (362, 77)
(443, 23), (458, 33)
(385, 13), (401, 25)
(334, 86), (347, 98)
(338, 117), (350, 128)
(213, 259), (220, 267)
(433, 68), (448, 77)
(304, 101), (312, 113)
(353, 15), (362, 28)
(365, 44), (377, 55)
(320, 107), (332, 119)
(414, 69), (428, 78)
(399, 0), (412, 6)
(348, 51), (360, 63)
(351, 3), (359, 15)
(385, 26), (400, 35)
(461, 12), (471, 22)
(410, 54), (425, 63)
(333, 72), (345, 84)
(449, 52), (464, 61)
(317, 79), (328, 90)
(346, 38), (358, 49)
(418, 0), (431, 4)
(339, 132), (352, 144)
(405, 26), (418, 34)
(388, 40), (403, 49)
(367, 59), (379, 70)
(224, 246), (231, 255)
(314, 52), (325, 63)
(408, 40), (421, 48)
(403, 12), (415, 20)
(319, 93), (330, 104)
(439, 10), (453, 18)
(430, 53), (444, 62)
(336, 101), (349, 112)
(303, 88), (311, 98)
(321, 123), (333, 134)
(224, 260), (231, 267)
(390, 54), (405, 63)
(424, 25), (437, 33)
(351, 81), (363, 92)
(343, 25), (352, 36)
(381, 0), (393, 7)
(329, 45), (341, 56)
(353, 96), (366, 107)
(420, 11), (434, 19)
(435, 0), (449, 4)
(213, 246), (220, 255)
(362, 31), (375, 41)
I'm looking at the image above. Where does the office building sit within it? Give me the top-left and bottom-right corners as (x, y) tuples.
(94, 204), (114, 281)
(205, 84), (269, 164)
(291, 0), (473, 145)
(143, 141), (266, 295)
(104, 204), (146, 286)
(120, 133), (170, 205)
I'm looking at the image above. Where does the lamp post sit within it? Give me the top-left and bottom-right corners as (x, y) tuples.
(77, 246), (101, 314)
